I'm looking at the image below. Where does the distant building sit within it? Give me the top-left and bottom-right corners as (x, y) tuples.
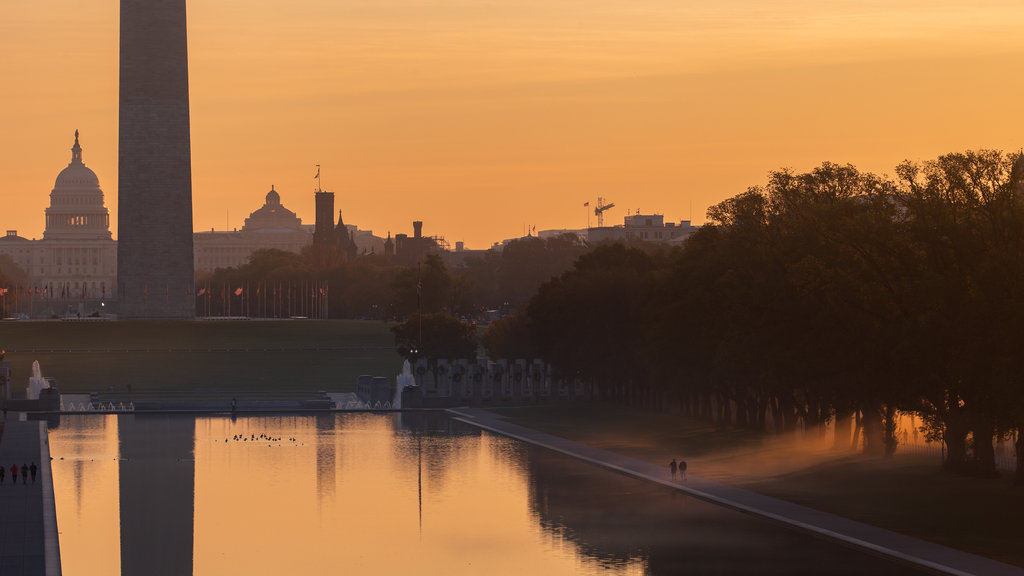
(392, 221), (447, 265)
(347, 225), (385, 256)
(0, 132), (117, 313)
(313, 190), (336, 246)
(193, 187), (313, 272)
(311, 188), (360, 260)
(491, 213), (696, 252)
(587, 213), (696, 246)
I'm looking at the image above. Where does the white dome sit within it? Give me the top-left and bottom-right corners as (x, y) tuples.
(54, 162), (100, 188)
(53, 130), (100, 189)
(44, 131), (111, 241)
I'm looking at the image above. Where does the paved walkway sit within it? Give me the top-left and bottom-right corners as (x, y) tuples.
(449, 407), (1024, 576)
(0, 414), (61, 576)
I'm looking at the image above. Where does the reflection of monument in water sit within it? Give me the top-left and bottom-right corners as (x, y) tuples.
(118, 415), (195, 576)
(315, 414), (337, 500)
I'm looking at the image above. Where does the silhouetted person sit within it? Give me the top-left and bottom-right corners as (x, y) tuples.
(0, 465), (5, 485)
(21, 462), (28, 484)
(231, 397), (237, 412)
(30, 462), (37, 483)
(11, 464), (18, 484)
(679, 458), (687, 481)
(669, 458), (678, 480)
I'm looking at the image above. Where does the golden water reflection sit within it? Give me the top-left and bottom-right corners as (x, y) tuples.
(50, 413), (644, 576)
(49, 415), (121, 576)
(49, 413), (926, 576)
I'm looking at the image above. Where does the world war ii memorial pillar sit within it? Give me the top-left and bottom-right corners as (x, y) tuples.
(117, 0), (195, 318)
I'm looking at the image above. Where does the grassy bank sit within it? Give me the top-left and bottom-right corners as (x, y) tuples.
(0, 319), (402, 393)
(488, 402), (1024, 568)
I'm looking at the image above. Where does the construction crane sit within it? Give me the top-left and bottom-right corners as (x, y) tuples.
(594, 197), (615, 227)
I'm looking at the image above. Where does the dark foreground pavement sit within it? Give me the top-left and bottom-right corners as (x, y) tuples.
(0, 415), (61, 576)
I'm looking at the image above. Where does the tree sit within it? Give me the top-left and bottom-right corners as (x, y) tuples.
(527, 243), (658, 404)
(0, 254), (28, 318)
(480, 312), (537, 359)
(389, 254), (453, 317)
(391, 313), (478, 364)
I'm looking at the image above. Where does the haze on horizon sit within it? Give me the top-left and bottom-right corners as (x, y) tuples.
(3, 0), (1024, 249)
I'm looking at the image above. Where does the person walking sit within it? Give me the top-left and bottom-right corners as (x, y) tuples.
(679, 458), (687, 481)
(30, 462), (37, 483)
(10, 464), (18, 485)
(21, 462), (28, 484)
(669, 458), (678, 480)
(0, 464), (5, 485)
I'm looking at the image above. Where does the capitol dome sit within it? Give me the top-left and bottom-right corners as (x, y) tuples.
(242, 186), (302, 231)
(44, 131), (111, 240)
(54, 156), (100, 188)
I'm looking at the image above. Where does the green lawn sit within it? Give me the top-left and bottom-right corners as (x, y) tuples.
(0, 319), (402, 393)
(488, 402), (1024, 568)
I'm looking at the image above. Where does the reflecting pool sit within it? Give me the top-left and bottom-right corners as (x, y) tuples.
(48, 413), (928, 576)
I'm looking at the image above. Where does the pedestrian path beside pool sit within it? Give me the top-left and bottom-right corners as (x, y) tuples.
(448, 407), (1024, 576)
(0, 414), (61, 576)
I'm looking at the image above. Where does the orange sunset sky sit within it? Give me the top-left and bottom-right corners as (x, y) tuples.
(3, 0), (1024, 249)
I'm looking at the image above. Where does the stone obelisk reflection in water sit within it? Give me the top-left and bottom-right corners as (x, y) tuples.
(117, 0), (195, 318)
(118, 415), (195, 576)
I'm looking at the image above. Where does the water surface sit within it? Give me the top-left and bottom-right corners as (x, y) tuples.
(48, 413), (928, 575)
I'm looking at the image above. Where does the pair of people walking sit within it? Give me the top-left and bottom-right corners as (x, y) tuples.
(669, 457), (687, 481)
(1, 462), (37, 485)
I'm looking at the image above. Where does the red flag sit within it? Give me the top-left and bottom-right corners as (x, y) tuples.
(583, 201), (590, 207)
(197, 288), (207, 296)
(234, 287), (243, 296)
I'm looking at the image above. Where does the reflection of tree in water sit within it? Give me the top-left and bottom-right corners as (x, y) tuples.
(388, 412), (489, 493)
(522, 447), (929, 576)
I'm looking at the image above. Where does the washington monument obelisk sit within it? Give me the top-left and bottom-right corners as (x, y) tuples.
(117, 0), (195, 318)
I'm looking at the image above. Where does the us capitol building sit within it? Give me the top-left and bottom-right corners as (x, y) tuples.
(0, 133), (334, 316)
(0, 131), (117, 311)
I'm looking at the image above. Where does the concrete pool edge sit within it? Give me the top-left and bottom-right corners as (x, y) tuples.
(448, 407), (1024, 576)
(38, 420), (62, 576)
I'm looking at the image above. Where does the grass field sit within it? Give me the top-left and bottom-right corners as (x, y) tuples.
(0, 319), (402, 393)
(489, 402), (1024, 568)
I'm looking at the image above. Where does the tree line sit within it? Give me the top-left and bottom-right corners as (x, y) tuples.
(484, 151), (1024, 484)
(195, 232), (588, 320)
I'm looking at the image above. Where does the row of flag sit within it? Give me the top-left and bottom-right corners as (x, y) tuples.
(0, 284), (104, 299)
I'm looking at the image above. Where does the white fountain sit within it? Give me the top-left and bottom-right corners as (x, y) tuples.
(26, 360), (50, 400)
(393, 360), (415, 409)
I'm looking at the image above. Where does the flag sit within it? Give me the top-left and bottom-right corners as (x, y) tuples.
(583, 201), (590, 207)
(314, 165), (320, 179)
(234, 287), (243, 296)
(197, 288), (206, 296)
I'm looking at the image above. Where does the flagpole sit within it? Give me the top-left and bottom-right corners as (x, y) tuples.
(417, 262), (422, 349)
